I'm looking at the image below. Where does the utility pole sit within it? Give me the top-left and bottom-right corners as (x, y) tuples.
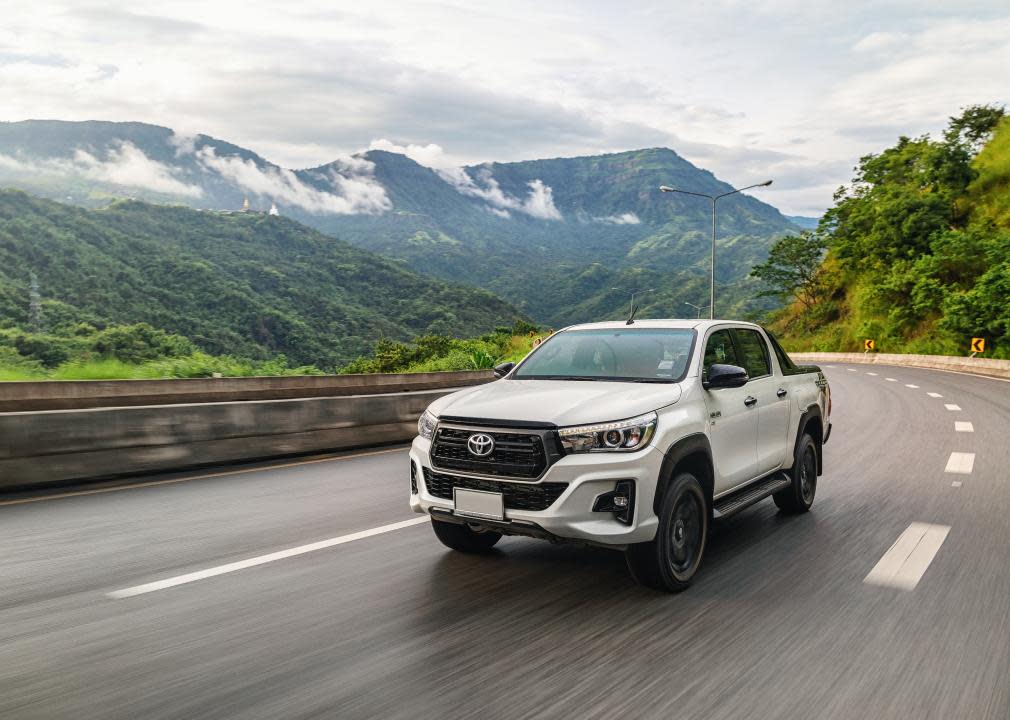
(28, 271), (43, 333)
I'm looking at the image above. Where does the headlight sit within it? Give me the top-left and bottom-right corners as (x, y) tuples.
(417, 410), (438, 440)
(558, 412), (657, 454)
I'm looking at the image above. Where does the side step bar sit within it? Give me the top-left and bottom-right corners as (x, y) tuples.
(712, 471), (792, 519)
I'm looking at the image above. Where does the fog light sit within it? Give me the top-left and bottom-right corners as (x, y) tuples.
(592, 480), (635, 524)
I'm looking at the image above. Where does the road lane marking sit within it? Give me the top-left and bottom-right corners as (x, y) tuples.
(944, 452), (975, 474)
(952, 481), (962, 488)
(866, 372), (878, 376)
(905, 384), (919, 388)
(107, 516), (430, 599)
(847, 368), (857, 372)
(954, 421), (974, 433)
(0, 446), (409, 507)
(864, 522), (951, 591)
(824, 365), (836, 368)
(928, 392), (943, 398)
(885, 377), (897, 382)
(945, 404), (962, 411)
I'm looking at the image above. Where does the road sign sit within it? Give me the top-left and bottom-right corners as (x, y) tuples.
(971, 337), (986, 353)
(864, 339), (876, 351)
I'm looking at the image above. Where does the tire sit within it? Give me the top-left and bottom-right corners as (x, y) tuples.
(626, 472), (709, 592)
(774, 433), (818, 514)
(430, 518), (502, 553)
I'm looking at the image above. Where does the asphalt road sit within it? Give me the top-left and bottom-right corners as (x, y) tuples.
(2, 364), (1009, 719)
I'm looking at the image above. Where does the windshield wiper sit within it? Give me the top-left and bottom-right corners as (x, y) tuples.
(518, 375), (608, 381)
(631, 378), (677, 383)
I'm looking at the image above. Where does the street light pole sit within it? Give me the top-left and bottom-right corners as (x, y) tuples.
(660, 180), (773, 319)
(683, 301), (708, 319)
(612, 287), (656, 318)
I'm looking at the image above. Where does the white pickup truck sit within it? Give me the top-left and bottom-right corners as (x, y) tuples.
(409, 319), (831, 592)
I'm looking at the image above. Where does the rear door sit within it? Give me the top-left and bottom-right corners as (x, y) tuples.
(732, 328), (790, 474)
(702, 328), (759, 494)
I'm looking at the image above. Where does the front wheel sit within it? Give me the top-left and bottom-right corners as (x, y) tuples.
(430, 518), (502, 553)
(774, 433), (818, 514)
(626, 472), (708, 592)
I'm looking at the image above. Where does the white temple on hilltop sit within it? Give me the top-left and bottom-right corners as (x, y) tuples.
(269, 203), (279, 216)
(241, 196), (250, 212)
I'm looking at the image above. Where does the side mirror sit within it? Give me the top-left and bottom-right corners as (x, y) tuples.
(704, 363), (749, 389)
(493, 361), (515, 379)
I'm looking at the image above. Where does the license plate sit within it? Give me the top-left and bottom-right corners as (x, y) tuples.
(453, 487), (505, 521)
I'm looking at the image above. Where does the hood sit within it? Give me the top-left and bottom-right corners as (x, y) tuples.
(428, 379), (682, 427)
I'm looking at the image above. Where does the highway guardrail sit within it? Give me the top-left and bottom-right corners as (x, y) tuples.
(791, 352), (1010, 380)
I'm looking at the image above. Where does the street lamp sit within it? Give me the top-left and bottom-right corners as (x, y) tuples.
(660, 180), (772, 319)
(613, 287), (655, 318)
(682, 301), (709, 319)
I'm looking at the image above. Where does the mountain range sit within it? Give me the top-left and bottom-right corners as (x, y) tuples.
(0, 120), (803, 324)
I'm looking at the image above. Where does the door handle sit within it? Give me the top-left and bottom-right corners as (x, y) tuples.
(777, 388), (788, 398)
(744, 396), (757, 407)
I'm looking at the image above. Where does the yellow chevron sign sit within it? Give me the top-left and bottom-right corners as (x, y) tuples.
(864, 339), (875, 351)
(971, 337), (986, 353)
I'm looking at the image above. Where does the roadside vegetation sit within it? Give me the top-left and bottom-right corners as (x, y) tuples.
(755, 104), (1010, 359)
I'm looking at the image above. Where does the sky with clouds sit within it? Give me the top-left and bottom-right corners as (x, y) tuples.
(1, 0), (1008, 215)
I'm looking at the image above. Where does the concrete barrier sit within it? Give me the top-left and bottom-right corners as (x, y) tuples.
(0, 370), (494, 412)
(791, 352), (1010, 380)
(0, 387), (467, 490)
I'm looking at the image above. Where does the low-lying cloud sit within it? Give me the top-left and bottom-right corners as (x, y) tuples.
(441, 167), (562, 220)
(0, 140), (204, 197)
(596, 212), (641, 225)
(195, 147), (391, 215)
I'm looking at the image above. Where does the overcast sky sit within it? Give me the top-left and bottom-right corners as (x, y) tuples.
(1, 1), (1008, 215)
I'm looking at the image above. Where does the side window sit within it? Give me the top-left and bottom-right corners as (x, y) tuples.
(767, 332), (797, 374)
(703, 329), (739, 378)
(732, 329), (771, 379)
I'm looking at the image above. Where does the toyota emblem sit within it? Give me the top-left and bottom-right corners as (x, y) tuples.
(467, 433), (495, 457)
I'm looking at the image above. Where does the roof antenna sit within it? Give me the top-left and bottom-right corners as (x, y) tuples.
(626, 303), (638, 325)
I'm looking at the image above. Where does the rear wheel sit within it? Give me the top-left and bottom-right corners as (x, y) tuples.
(626, 472), (708, 592)
(430, 518), (502, 553)
(774, 433), (818, 513)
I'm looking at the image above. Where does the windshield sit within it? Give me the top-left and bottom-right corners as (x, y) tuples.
(513, 328), (696, 382)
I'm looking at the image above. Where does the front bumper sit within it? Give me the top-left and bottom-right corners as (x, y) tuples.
(409, 436), (665, 546)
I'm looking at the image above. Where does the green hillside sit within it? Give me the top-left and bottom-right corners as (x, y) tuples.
(0, 122), (799, 325)
(0, 190), (524, 369)
(763, 104), (1010, 358)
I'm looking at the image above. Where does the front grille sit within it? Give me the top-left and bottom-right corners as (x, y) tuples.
(431, 426), (550, 478)
(423, 468), (567, 512)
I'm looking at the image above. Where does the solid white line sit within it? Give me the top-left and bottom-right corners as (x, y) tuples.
(866, 372), (878, 376)
(864, 522), (950, 591)
(945, 403), (962, 411)
(886, 377), (897, 382)
(905, 384), (919, 388)
(954, 421), (974, 433)
(944, 452), (975, 474)
(107, 517), (430, 599)
(927, 392), (943, 398)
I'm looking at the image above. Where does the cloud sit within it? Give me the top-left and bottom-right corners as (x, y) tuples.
(196, 147), (391, 215)
(852, 32), (910, 53)
(367, 138), (452, 169)
(0, 141), (203, 197)
(440, 167), (562, 220)
(596, 212), (641, 225)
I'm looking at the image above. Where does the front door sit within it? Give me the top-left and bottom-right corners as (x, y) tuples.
(702, 328), (759, 495)
(732, 328), (791, 474)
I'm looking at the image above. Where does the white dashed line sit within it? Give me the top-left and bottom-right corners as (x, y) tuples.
(945, 404), (962, 411)
(944, 452), (975, 474)
(927, 392), (943, 398)
(905, 384), (919, 388)
(866, 372), (878, 376)
(824, 365), (836, 368)
(954, 421), (974, 433)
(864, 522), (951, 591)
(107, 517), (430, 599)
(886, 377), (897, 382)
(952, 481), (963, 488)
(847, 368), (857, 372)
